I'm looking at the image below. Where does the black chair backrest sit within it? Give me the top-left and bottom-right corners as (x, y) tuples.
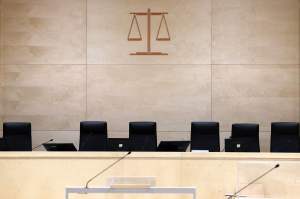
(231, 123), (260, 152)
(3, 122), (32, 151)
(232, 123), (259, 139)
(271, 122), (299, 152)
(271, 122), (299, 136)
(79, 121), (108, 151)
(191, 122), (220, 152)
(129, 121), (157, 151)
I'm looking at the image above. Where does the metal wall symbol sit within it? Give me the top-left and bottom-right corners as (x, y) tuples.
(128, 8), (171, 55)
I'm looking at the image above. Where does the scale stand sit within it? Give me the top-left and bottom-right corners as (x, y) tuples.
(128, 8), (170, 55)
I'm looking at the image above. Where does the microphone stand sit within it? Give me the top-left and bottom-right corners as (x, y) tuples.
(85, 151), (131, 189)
(226, 164), (280, 199)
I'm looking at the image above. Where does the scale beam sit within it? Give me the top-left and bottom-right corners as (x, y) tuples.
(130, 52), (168, 55)
(130, 12), (168, 15)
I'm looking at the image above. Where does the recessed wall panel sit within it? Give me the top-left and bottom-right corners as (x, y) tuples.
(212, 65), (299, 131)
(3, 65), (86, 130)
(212, 0), (299, 64)
(87, 65), (211, 132)
(2, 0), (86, 64)
(87, 0), (211, 64)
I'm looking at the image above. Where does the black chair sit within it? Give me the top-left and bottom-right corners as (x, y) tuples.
(226, 123), (260, 152)
(0, 138), (8, 151)
(79, 121), (108, 151)
(3, 122), (32, 151)
(129, 122), (157, 151)
(190, 122), (220, 152)
(271, 122), (299, 152)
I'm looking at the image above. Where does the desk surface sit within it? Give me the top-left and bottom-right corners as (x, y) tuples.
(1, 151), (300, 160)
(1, 152), (300, 199)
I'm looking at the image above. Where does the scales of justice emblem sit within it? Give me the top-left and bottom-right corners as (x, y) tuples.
(127, 8), (171, 55)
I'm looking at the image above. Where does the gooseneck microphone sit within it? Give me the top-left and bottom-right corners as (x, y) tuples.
(85, 151), (131, 189)
(226, 164), (280, 199)
(32, 139), (54, 151)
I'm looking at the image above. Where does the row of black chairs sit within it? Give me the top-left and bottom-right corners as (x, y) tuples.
(0, 121), (299, 152)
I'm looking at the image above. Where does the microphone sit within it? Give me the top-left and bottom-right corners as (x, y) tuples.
(85, 151), (131, 189)
(226, 164), (280, 199)
(32, 139), (54, 151)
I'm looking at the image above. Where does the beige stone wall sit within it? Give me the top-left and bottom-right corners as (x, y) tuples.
(0, 0), (299, 151)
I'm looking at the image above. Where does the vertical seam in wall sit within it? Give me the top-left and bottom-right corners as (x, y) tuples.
(0, 0), (4, 65)
(85, 0), (88, 120)
(0, 0), (4, 130)
(210, 0), (213, 121)
(298, 1), (300, 126)
(0, 0), (2, 127)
